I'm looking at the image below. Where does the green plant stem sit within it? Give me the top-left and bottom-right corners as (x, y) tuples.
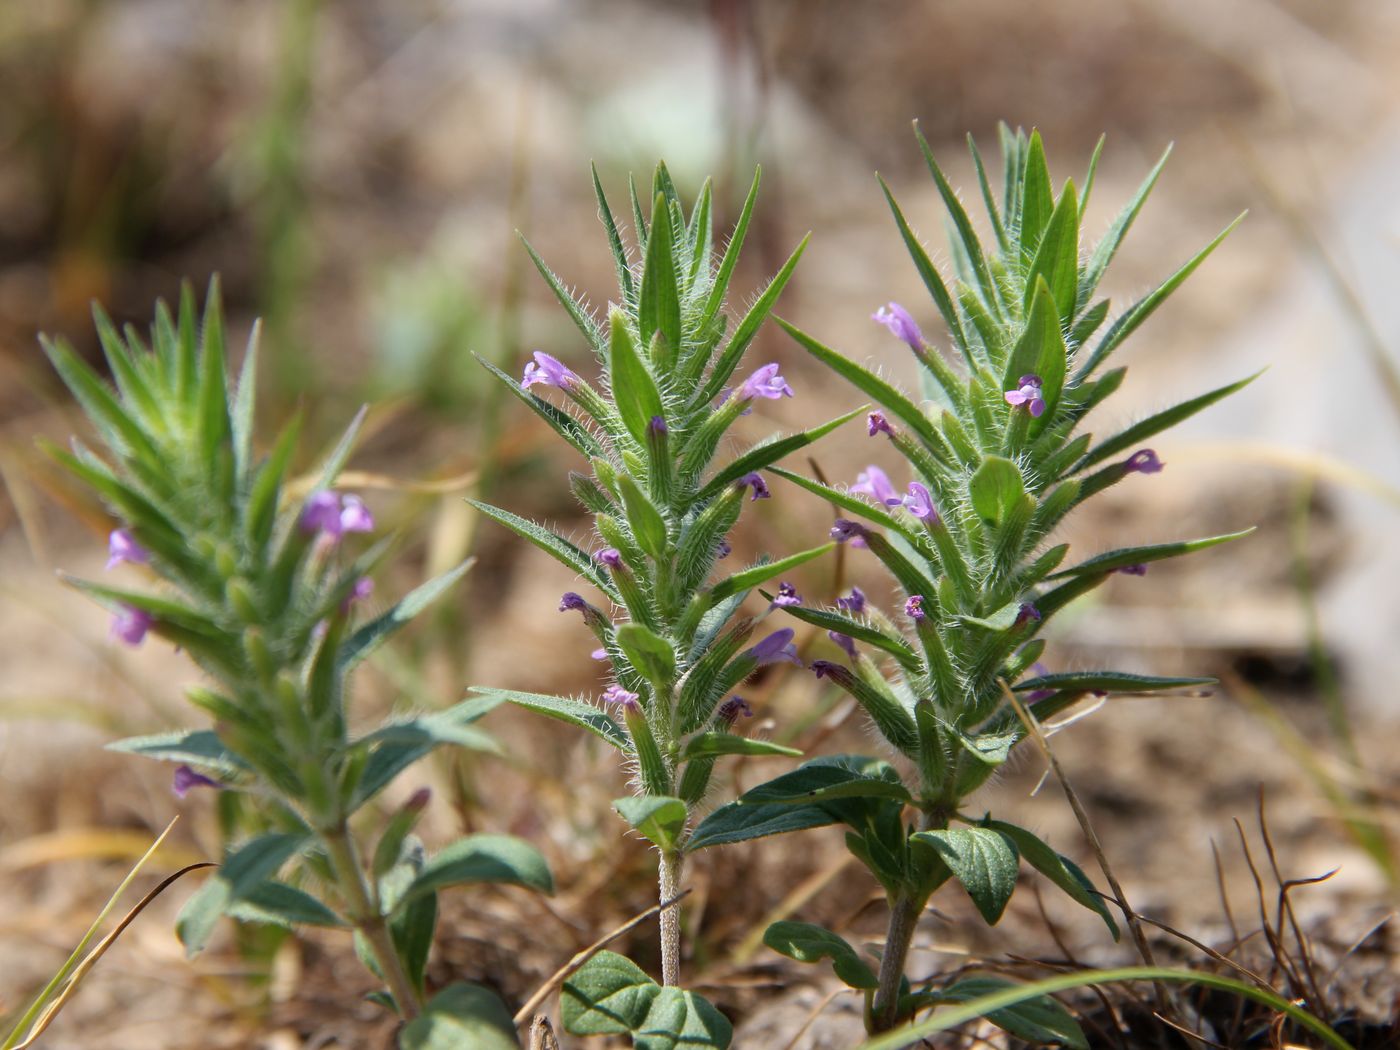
(323, 825), (422, 1020)
(870, 892), (920, 1033)
(658, 849), (683, 986)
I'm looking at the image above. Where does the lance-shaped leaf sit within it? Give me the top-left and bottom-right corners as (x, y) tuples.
(1080, 145), (1171, 306)
(1013, 670), (1214, 695)
(615, 622), (677, 688)
(878, 175), (970, 363)
(912, 827), (1019, 924)
(521, 236), (605, 355)
(562, 951), (733, 1049)
(177, 833), (311, 955)
(687, 800), (839, 851)
(1075, 371), (1261, 470)
(400, 834), (554, 904)
(742, 768), (913, 806)
(767, 468), (924, 547)
(697, 407), (864, 503)
(354, 694), (504, 755)
(617, 472), (669, 560)
(676, 618), (755, 731)
(467, 501), (616, 600)
(41, 335), (164, 465)
(681, 732), (801, 761)
(227, 881), (346, 928)
(968, 133), (1011, 255)
(706, 543), (834, 606)
(984, 821), (1118, 938)
(935, 977), (1088, 1050)
(639, 192), (683, 367)
(1023, 180), (1079, 321)
(400, 982), (520, 1050)
(699, 166), (760, 331)
(1003, 280), (1067, 435)
(761, 596), (921, 673)
(776, 319), (942, 449)
(592, 162), (634, 299)
(108, 729), (247, 777)
(969, 457), (1026, 528)
(1048, 529), (1253, 579)
(477, 356), (604, 459)
(764, 921), (878, 990)
(339, 558), (474, 670)
(1076, 213), (1244, 377)
(614, 795), (688, 851)
(609, 308), (667, 445)
(473, 687), (630, 750)
(1018, 130), (1055, 258)
(917, 123), (1001, 317)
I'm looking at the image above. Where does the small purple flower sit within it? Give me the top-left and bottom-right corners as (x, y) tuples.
(738, 363), (794, 401)
(110, 605), (154, 647)
(339, 495), (374, 534)
(772, 582), (802, 608)
(559, 592), (588, 613)
(717, 696), (753, 725)
(1115, 563), (1149, 576)
(341, 576), (374, 612)
(603, 684), (640, 707)
(747, 628), (801, 667)
(1125, 449), (1164, 474)
(173, 765), (220, 799)
(872, 302), (924, 352)
(830, 519), (869, 544)
(835, 587), (866, 614)
(1004, 374), (1047, 418)
(106, 529), (150, 570)
(716, 540), (732, 560)
(828, 631), (857, 660)
(1015, 603), (1041, 626)
(595, 548), (623, 569)
(648, 415), (668, 437)
(739, 472), (770, 501)
(521, 351), (578, 391)
(905, 595), (926, 621)
(902, 482), (938, 522)
(852, 465), (900, 507)
(591, 647), (608, 660)
(812, 659), (840, 680)
(300, 490), (343, 535)
(867, 412), (895, 438)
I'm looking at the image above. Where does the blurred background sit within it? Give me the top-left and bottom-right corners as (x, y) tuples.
(2, 1), (1399, 1046)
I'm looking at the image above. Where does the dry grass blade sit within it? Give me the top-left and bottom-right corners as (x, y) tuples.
(512, 889), (692, 1027)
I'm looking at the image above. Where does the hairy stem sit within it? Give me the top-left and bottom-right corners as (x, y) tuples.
(323, 825), (422, 1020)
(869, 892), (921, 1033)
(658, 849), (683, 986)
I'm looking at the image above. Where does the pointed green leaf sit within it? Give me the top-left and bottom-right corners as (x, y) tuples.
(639, 192), (682, 361)
(613, 795), (688, 851)
(477, 356), (604, 459)
(521, 236), (605, 355)
(340, 559), (474, 670)
(687, 800), (839, 850)
(706, 543), (834, 605)
(475, 687), (629, 750)
(228, 881), (346, 928)
(764, 921), (878, 990)
(1024, 180), (1079, 320)
(562, 952), (734, 1049)
(176, 833), (311, 955)
(969, 456), (1026, 527)
(1019, 130), (1055, 258)
(468, 500), (616, 599)
(697, 407), (863, 503)
(1049, 529), (1253, 579)
(761, 597), (920, 672)
(984, 821), (1118, 938)
(1081, 145), (1171, 304)
(592, 162), (634, 299)
(911, 827), (1019, 924)
(767, 468), (923, 548)
(107, 729), (246, 777)
(402, 834), (554, 903)
(615, 622), (676, 686)
(1076, 371), (1260, 469)
(680, 733), (801, 761)
(610, 308), (668, 446)
(1004, 280), (1067, 434)
(1013, 670), (1214, 694)
(700, 167), (760, 329)
(878, 176), (970, 361)
(916, 124), (1001, 315)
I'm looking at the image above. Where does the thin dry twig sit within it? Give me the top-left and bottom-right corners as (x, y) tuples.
(513, 889), (692, 1027)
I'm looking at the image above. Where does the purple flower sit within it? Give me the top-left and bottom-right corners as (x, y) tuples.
(716, 540), (732, 560)
(559, 592), (588, 613)
(830, 519), (868, 544)
(1015, 603), (1041, 626)
(828, 631), (857, 660)
(905, 595), (926, 621)
(772, 582), (802, 608)
(603, 684), (640, 708)
(1115, 563), (1149, 576)
(718, 696), (753, 725)
(747, 628), (801, 667)
(591, 647), (608, 660)
(812, 659), (841, 680)
(835, 587), (866, 614)
(738, 363), (794, 401)
(173, 765), (220, 799)
(300, 490), (343, 535)
(106, 529), (150, 570)
(852, 466), (900, 506)
(739, 472), (770, 501)
(1125, 449), (1164, 474)
(521, 351), (578, 391)
(339, 496), (374, 534)
(902, 482), (938, 522)
(872, 303), (924, 352)
(110, 605), (154, 647)
(867, 412), (895, 438)
(341, 576), (374, 612)
(595, 548), (623, 568)
(648, 415), (668, 437)
(1004, 374), (1046, 417)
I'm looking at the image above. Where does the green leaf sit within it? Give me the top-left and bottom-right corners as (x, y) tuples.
(984, 821), (1118, 938)
(614, 795), (689, 851)
(1077, 213), (1244, 377)
(878, 176), (969, 362)
(1076, 371), (1261, 469)
(399, 982), (519, 1050)
(176, 833), (311, 955)
(1019, 130), (1055, 258)
(955, 603), (1021, 632)
(1049, 529), (1254, 579)
(107, 729), (246, 777)
(592, 162), (634, 299)
(228, 881), (346, 928)
(1080, 145), (1170, 305)
(313, 404), (369, 493)
(916, 124), (1001, 316)
(617, 472), (670, 560)
(1024, 180), (1079, 321)
(680, 733), (801, 761)
(706, 543), (834, 605)
(340, 559), (474, 670)
(561, 952), (733, 1049)
(767, 468), (923, 546)
(763, 921), (878, 990)
(1004, 280), (1067, 434)
(766, 598), (921, 672)
(402, 834), (554, 904)
(939, 977), (1087, 1050)
(911, 827), (1019, 924)
(699, 167), (760, 330)
(639, 193), (682, 361)
(1014, 670), (1214, 694)
(477, 356), (604, 459)
(969, 457), (1026, 527)
(521, 236), (605, 355)
(610, 309), (668, 445)
(616, 623), (677, 687)
(697, 407), (863, 503)
(687, 800), (838, 851)
(477, 687), (629, 750)
(357, 694), (505, 755)
(468, 500), (615, 599)
(743, 774), (912, 806)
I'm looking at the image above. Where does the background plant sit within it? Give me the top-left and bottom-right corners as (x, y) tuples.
(692, 126), (1255, 1041)
(40, 283), (552, 1045)
(470, 164), (855, 1047)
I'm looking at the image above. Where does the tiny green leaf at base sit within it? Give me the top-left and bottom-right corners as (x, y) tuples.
(763, 921), (878, 990)
(398, 982), (519, 1050)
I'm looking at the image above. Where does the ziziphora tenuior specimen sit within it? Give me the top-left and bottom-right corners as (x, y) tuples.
(471, 164), (856, 1044)
(692, 126), (1256, 1041)
(41, 285), (553, 1036)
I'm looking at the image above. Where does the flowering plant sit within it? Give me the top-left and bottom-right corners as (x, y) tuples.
(42, 285), (552, 1044)
(692, 127), (1256, 1040)
(471, 165), (856, 1046)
